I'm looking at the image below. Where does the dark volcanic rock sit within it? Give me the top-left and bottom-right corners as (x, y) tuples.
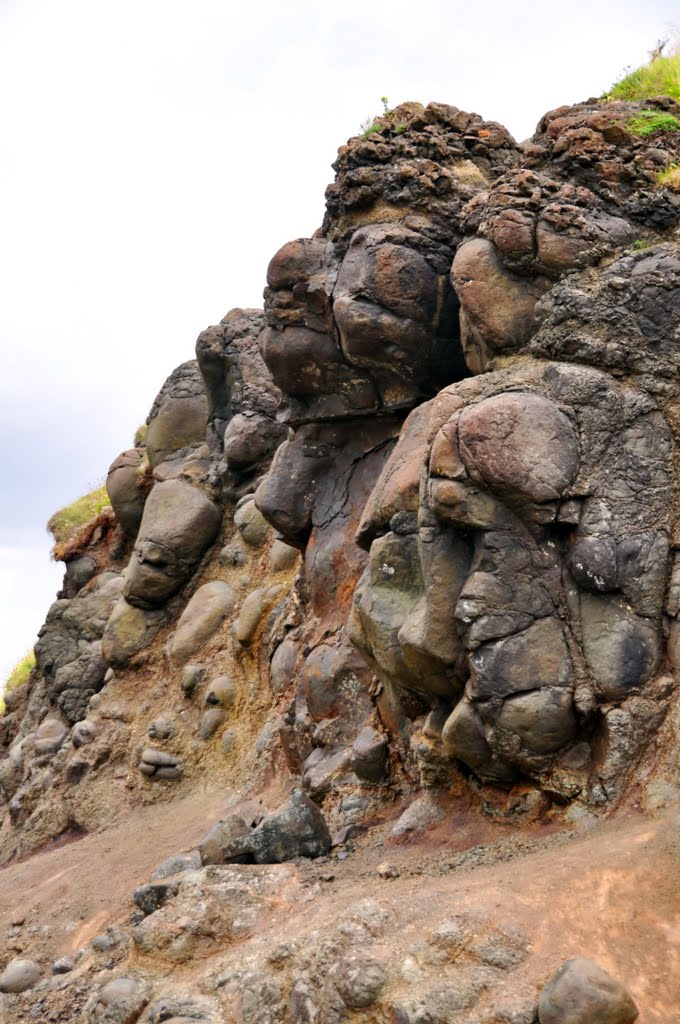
(35, 573), (123, 722)
(324, 100), (521, 233)
(198, 815), (252, 865)
(353, 355), (672, 790)
(247, 789), (331, 863)
(198, 794), (331, 865)
(132, 880), (180, 916)
(195, 307), (287, 480)
(7, 96), (680, 975)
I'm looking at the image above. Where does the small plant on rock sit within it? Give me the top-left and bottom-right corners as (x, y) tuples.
(360, 96), (405, 137)
(657, 163), (680, 190)
(626, 109), (680, 137)
(360, 121), (384, 136)
(134, 422), (148, 447)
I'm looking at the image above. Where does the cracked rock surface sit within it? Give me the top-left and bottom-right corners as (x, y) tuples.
(2, 92), (680, 1022)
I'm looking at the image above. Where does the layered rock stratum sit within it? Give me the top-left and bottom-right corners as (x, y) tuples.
(2, 96), (680, 1022)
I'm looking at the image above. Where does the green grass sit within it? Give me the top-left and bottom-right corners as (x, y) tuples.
(2, 650), (36, 712)
(608, 53), (680, 102)
(626, 110), (680, 137)
(360, 96), (405, 137)
(47, 485), (110, 547)
(361, 119), (407, 138)
(5, 651), (35, 692)
(657, 163), (680, 190)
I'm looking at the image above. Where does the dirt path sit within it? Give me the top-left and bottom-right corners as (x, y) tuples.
(1, 797), (679, 1022)
(0, 788), (227, 951)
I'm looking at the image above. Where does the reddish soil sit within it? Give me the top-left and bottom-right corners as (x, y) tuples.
(0, 792), (678, 1021)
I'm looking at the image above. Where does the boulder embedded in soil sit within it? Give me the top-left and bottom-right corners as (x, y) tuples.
(538, 958), (638, 1024)
(0, 958), (41, 993)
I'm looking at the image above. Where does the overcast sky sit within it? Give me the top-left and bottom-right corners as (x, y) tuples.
(0, 0), (677, 685)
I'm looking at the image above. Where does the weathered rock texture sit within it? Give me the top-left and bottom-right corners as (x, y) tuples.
(2, 93), (680, 1023)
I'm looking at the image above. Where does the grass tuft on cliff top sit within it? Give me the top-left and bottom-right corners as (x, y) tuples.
(1, 650), (36, 713)
(47, 485), (110, 549)
(607, 52), (680, 102)
(5, 651), (35, 693)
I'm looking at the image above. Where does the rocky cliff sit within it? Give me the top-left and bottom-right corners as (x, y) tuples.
(2, 95), (680, 1022)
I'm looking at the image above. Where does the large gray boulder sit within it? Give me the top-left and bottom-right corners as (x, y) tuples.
(195, 307), (286, 477)
(247, 789), (331, 863)
(35, 573), (124, 722)
(33, 718), (69, 756)
(102, 598), (167, 667)
(197, 791), (331, 865)
(0, 958), (41, 993)
(352, 356), (673, 793)
(106, 447), (148, 538)
(538, 958), (638, 1024)
(145, 360), (208, 469)
(170, 581), (235, 665)
(123, 480), (221, 608)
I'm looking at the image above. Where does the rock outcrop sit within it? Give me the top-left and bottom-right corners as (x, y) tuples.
(2, 93), (680, 1022)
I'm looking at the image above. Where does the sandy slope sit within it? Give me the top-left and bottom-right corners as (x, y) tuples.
(0, 791), (678, 1022)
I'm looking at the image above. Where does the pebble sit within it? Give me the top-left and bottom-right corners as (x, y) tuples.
(332, 824), (367, 847)
(52, 956), (74, 975)
(34, 718), (69, 757)
(199, 815), (251, 865)
(219, 544), (246, 567)
(233, 585), (284, 645)
(377, 862), (400, 879)
(141, 748), (179, 767)
(234, 499), (270, 548)
(180, 663), (205, 698)
(269, 539), (299, 572)
(205, 675), (236, 708)
(200, 708), (226, 740)
(391, 794), (445, 837)
(340, 795), (369, 814)
(139, 748), (183, 781)
(72, 719), (97, 748)
(132, 881), (179, 916)
(147, 715), (175, 740)
(99, 976), (141, 1005)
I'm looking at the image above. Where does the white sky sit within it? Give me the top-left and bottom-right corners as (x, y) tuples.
(0, 0), (677, 684)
